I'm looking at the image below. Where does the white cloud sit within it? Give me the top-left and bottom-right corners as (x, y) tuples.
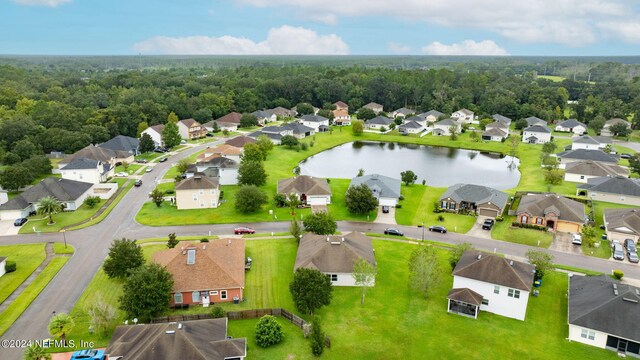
(11, 0), (71, 6)
(388, 42), (411, 54)
(422, 40), (509, 56)
(597, 21), (640, 43)
(133, 25), (349, 55)
(236, 0), (637, 46)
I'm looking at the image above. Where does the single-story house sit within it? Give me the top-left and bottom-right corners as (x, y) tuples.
(516, 193), (586, 232)
(349, 174), (401, 207)
(451, 108), (474, 123)
(362, 102), (383, 114)
(568, 275), (640, 358)
(365, 116), (394, 130)
(0, 256), (6, 278)
(601, 118), (631, 137)
(269, 106), (296, 118)
(225, 136), (256, 149)
(204, 112), (242, 132)
(247, 131), (282, 145)
(522, 125), (552, 144)
(277, 175), (332, 206)
(140, 124), (165, 148)
(175, 175), (220, 210)
(439, 183), (509, 218)
(555, 119), (587, 134)
(0, 177), (94, 220)
(525, 116), (547, 127)
(604, 208), (640, 242)
(334, 101), (349, 112)
(578, 176), (640, 206)
(398, 121), (424, 134)
(449, 251), (534, 321)
(421, 110), (444, 123)
(153, 239), (244, 306)
(299, 114), (330, 131)
(60, 158), (112, 184)
(433, 118), (461, 136)
(564, 161), (628, 183)
(97, 135), (139, 156)
(403, 115), (427, 127)
(482, 126), (508, 142)
(295, 232), (375, 287)
(332, 109), (351, 125)
(192, 156), (239, 185)
(59, 144), (133, 170)
(283, 121), (315, 138)
(251, 110), (277, 124)
(177, 118), (208, 140)
(197, 144), (243, 163)
(556, 149), (619, 169)
(571, 135), (612, 150)
(106, 318), (246, 360)
(390, 107), (415, 119)
(492, 114), (512, 127)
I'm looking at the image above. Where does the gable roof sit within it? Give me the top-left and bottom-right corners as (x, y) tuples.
(523, 124), (551, 133)
(605, 118), (630, 127)
(564, 161), (628, 177)
(106, 318), (246, 360)
(0, 177), (93, 211)
(97, 135), (139, 153)
(294, 232), (375, 273)
(178, 118), (201, 128)
(334, 101), (348, 108)
(492, 114), (512, 125)
(349, 174), (401, 199)
(453, 251), (534, 291)
(283, 122), (314, 134)
(251, 110), (274, 119)
(455, 108), (474, 115)
(392, 107), (415, 115)
(605, 208), (640, 235)
(421, 110), (444, 118)
(447, 288), (484, 306)
(557, 149), (618, 163)
(525, 116), (547, 127)
(197, 145), (243, 161)
(482, 127), (508, 138)
(196, 156), (238, 169)
(153, 239), (244, 293)
(64, 144), (129, 164)
(277, 176), (331, 197)
(572, 135), (612, 145)
(398, 121), (423, 129)
(333, 109), (349, 118)
(435, 118), (458, 126)
(557, 119), (587, 128)
(146, 124), (165, 135)
(269, 106), (296, 117)
(225, 136), (256, 148)
(485, 121), (508, 130)
(175, 175), (219, 191)
(248, 131), (281, 141)
(60, 157), (101, 170)
(214, 112), (242, 124)
(366, 116), (393, 125)
(569, 275), (640, 342)
(363, 102), (383, 110)
(578, 176), (640, 197)
(440, 184), (509, 210)
(516, 193), (586, 223)
(300, 114), (329, 123)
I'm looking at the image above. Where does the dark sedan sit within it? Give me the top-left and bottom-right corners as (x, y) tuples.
(383, 228), (404, 236)
(14, 218), (27, 226)
(429, 225), (447, 233)
(234, 227), (255, 235)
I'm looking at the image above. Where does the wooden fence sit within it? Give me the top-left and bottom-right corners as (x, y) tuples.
(151, 308), (309, 330)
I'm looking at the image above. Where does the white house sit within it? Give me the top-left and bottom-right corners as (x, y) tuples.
(365, 116), (394, 130)
(295, 232), (376, 287)
(492, 114), (512, 127)
(251, 110), (277, 125)
(349, 174), (401, 207)
(601, 118), (631, 137)
(604, 208), (640, 242)
(482, 124), (508, 142)
(568, 275), (640, 358)
(557, 149), (619, 169)
(140, 124), (164, 148)
(555, 119), (587, 134)
(299, 114), (330, 131)
(390, 107), (415, 118)
(277, 175), (332, 206)
(433, 118), (461, 136)
(525, 116), (547, 127)
(451, 108), (474, 123)
(448, 251), (534, 321)
(571, 135), (612, 150)
(362, 102), (383, 114)
(522, 125), (552, 144)
(398, 121), (424, 134)
(332, 109), (351, 126)
(578, 176), (640, 206)
(420, 110), (444, 123)
(564, 161), (628, 183)
(190, 156), (239, 186)
(60, 158), (112, 184)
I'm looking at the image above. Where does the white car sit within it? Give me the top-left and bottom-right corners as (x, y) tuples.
(571, 233), (582, 245)
(145, 167), (152, 173)
(116, 172), (128, 177)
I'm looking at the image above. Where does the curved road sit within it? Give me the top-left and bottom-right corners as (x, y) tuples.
(1, 139), (640, 359)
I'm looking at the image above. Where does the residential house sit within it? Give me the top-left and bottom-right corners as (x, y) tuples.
(604, 208), (640, 242)
(451, 108), (474, 123)
(295, 232), (375, 287)
(568, 275), (640, 358)
(175, 175), (220, 210)
(247, 130), (282, 145)
(564, 161), (628, 183)
(277, 175), (332, 206)
(571, 135), (612, 150)
(192, 156), (239, 185)
(439, 183), (509, 218)
(398, 121), (424, 135)
(225, 136), (256, 149)
(516, 193), (586, 232)
(420, 110), (444, 123)
(140, 124), (165, 148)
(153, 239), (244, 305)
(59, 144), (133, 170)
(106, 318), (246, 360)
(283, 122), (315, 138)
(334, 101), (349, 112)
(291, 105), (319, 116)
(251, 110), (277, 125)
(404, 115), (427, 127)
(299, 114), (330, 131)
(365, 116), (394, 130)
(205, 112), (242, 132)
(556, 149), (618, 169)
(522, 125), (552, 144)
(0, 256), (5, 278)
(433, 118), (461, 136)
(601, 118), (631, 137)
(492, 114), (512, 127)
(555, 119), (587, 134)
(177, 118), (207, 140)
(482, 125), (509, 142)
(362, 102), (383, 114)
(448, 251), (534, 321)
(578, 176), (640, 206)
(197, 144), (243, 163)
(269, 106), (296, 118)
(349, 174), (401, 207)
(525, 116), (547, 127)
(0, 178), (94, 220)
(60, 158), (112, 184)
(390, 107), (415, 119)
(332, 109), (351, 126)
(97, 135), (139, 156)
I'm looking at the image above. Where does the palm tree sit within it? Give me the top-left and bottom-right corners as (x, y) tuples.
(37, 196), (63, 225)
(23, 343), (51, 360)
(48, 312), (75, 346)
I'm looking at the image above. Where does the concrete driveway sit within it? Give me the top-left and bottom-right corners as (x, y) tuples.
(549, 232), (582, 255)
(465, 216), (493, 239)
(0, 220), (20, 236)
(375, 206), (396, 225)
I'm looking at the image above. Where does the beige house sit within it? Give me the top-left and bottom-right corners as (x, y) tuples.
(362, 102), (383, 114)
(177, 118), (207, 140)
(601, 118), (631, 137)
(516, 193), (586, 233)
(175, 175), (220, 210)
(564, 161), (628, 183)
(578, 176), (640, 206)
(604, 208), (640, 242)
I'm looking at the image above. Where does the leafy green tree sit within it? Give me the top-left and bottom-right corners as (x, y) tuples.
(139, 133), (155, 153)
(449, 242), (474, 269)
(310, 316), (325, 356)
(176, 158), (191, 174)
(449, 125), (458, 140)
(22, 155), (52, 176)
(357, 168), (365, 177)
(588, 116), (605, 134)
(542, 140), (557, 154)
(469, 130), (479, 141)
(243, 143), (266, 162)
(409, 245), (441, 298)
(400, 170), (418, 186)
(137, 121), (149, 137)
(281, 135), (299, 148)
(479, 118), (493, 130)
(541, 154), (559, 170)
(103, 238), (144, 279)
(630, 154), (640, 176)
(83, 196), (101, 208)
(352, 120), (364, 136)
(23, 343), (51, 360)
(149, 188), (165, 207)
(211, 121), (220, 133)
(37, 196), (63, 225)
(525, 250), (554, 281)
(293, 166), (301, 176)
(167, 111), (179, 123)
(303, 211), (337, 235)
(379, 126), (387, 133)
(356, 107), (376, 120)
(581, 225), (598, 248)
(162, 121), (181, 148)
(611, 122), (631, 137)
(119, 263), (174, 321)
(256, 134), (274, 155)
(543, 168), (564, 186)
(238, 160), (267, 186)
(48, 312), (75, 346)
(0, 166), (32, 191)
(290, 268), (333, 315)
(295, 102), (314, 115)
(290, 219), (303, 242)
(13, 139), (38, 161)
(3, 152), (21, 165)
(514, 118), (528, 130)
(274, 193), (287, 207)
(240, 114), (258, 128)
(234, 185), (268, 213)
(353, 258), (377, 305)
(87, 296), (116, 336)
(345, 184), (378, 214)
(167, 233), (178, 248)
(255, 315), (284, 348)
(193, 108), (212, 122)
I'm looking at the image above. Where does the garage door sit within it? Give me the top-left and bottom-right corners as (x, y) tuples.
(307, 197), (327, 206)
(478, 208), (498, 217)
(379, 198), (397, 207)
(556, 221), (580, 233)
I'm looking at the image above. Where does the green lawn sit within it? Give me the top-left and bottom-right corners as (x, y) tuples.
(491, 216), (553, 248)
(156, 181), (175, 194)
(114, 163), (143, 174)
(0, 244), (46, 304)
(135, 152), (164, 162)
(53, 243), (75, 254)
(19, 200), (107, 234)
(538, 75), (566, 82)
(326, 179), (376, 222)
(66, 181), (134, 231)
(228, 318), (312, 360)
(586, 200), (637, 259)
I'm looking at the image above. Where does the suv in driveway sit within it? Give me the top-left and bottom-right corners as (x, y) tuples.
(382, 206), (390, 213)
(624, 239), (638, 263)
(571, 233), (582, 245)
(611, 240), (625, 261)
(482, 219), (494, 230)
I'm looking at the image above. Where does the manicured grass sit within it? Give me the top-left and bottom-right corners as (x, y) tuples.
(156, 181), (175, 194)
(586, 200), (636, 259)
(228, 318), (312, 360)
(114, 163), (143, 174)
(491, 216), (553, 248)
(135, 152), (164, 162)
(0, 244), (46, 304)
(326, 179), (376, 222)
(19, 200), (107, 234)
(53, 243), (75, 254)
(0, 256), (69, 336)
(554, 264), (604, 276)
(66, 181), (134, 231)
(135, 235), (218, 244)
(538, 75), (566, 82)
(243, 232), (290, 238)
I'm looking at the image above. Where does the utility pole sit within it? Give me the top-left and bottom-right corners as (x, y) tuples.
(61, 229), (67, 249)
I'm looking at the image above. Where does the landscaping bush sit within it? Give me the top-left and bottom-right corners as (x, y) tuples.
(210, 306), (225, 318)
(613, 270), (624, 280)
(83, 196), (101, 208)
(496, 216), (504, 222)
(274, 193), (287, 208)
(255, 315), (284, 348)
(437, 215), (445, 222)
(310, 317), (325, 356)
(395, 204), (402, 209)
(5, 260), (16, 273)
(200, 238), (209, 243)
(511, 222), (547, 231)
(300, 142), (309, 151)
(165, 189), (175, 195)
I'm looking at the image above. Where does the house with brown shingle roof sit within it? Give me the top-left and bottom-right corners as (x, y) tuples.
(225, 136), (256, 149)
(153, 239), (245, 306)
(604, 208), (640, 242)
(59, 144), (132, 170)
(516, 193), (586, 233)
(204, 112), (242, 132)
(334, 101), (348, 112)
(295, 232), (375, 286)
(277, 175), (332, 206)
(175, 175), (220, 210)
(449, 251), (535, 320)
(564, 161), (628, 183)
(177, 118), (208, 140)
(197, 144), (243, 163)
(362, 102), (383, 114)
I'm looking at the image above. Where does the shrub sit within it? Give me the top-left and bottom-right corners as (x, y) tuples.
(210, 306), (225, 318)
(395, 204), (402, 209)
(613, 270), (624, 280)
(437, 215), (445, 222)
(83, 196), (101, 208)
(310, 317), (325, 356)
(5, 260), (16, 273)
(255, 315), (284, 348)
(300, 142), (309, 151)
(200, 238), (209, 243)
(165, 189), (175, 195)
(274, 193), (287, 207)
(511, 222), (547, 231)
(496, 216), (504, 222)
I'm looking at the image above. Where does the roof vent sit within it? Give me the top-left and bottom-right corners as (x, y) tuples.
(623, 297), (638, 304)
(326, 237), (330, 242)
(202, 245), (206, 250)
(227, 239), (232, 246)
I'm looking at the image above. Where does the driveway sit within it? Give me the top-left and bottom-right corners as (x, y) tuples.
(0, 220), (20, 236)
(375, 206), (396, 225)
(549, 232), (582, 255)
(465, 216), (493, 239)
(311, 205), (328, 214)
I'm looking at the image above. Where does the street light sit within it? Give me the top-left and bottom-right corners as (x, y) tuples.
(61, 229), (67, 249)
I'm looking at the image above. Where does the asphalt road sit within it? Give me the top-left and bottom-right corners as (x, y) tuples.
(1, 138), (640, 359)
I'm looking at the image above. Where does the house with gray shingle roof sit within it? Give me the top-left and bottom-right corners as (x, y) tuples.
(434, 118), (461, 136)
(571, 135), (612, 150)
(97, 135), (139, 156)
(522, 124), (551, 144)
(482, 126), (508, 142)
(398, 120), (424, 134)
(365, 116), (394, 130)
(449, 251), (535, 320)
(439, 184), (509, 218)
(349, 174), (400, 207)
(556, 149), (619, 168)
(403, 115), (427, 127)
(362, 102), (383, 114)
(578, 176), (640, 206)
(564, 161), (628, 183)
(278, 175), (332, 206)
(299, 114), (329, 131)
(451, 108), (474, 123)
(251, 110), (277, 124)
(516, 193), (586, 233)
(60, 158), (112, 184)
(601, 118), (631, 137)
(525, 116), (547, 127)
(390, 107), (415, 119)
(295, 232), (375, 286)
(492, 114), (512, 127)
(568, 275), (640, 357)
(604, 208), (640, 242)
(420, 110), (445, 123)
(555, 119), (587, 134)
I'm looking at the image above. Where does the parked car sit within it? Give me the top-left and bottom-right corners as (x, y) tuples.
(180, 140), (187, 144)
(624, 239), (637, 253)
(70, 349), (106, 360)
(621, 153), (632, 159)
(14, 218), (27, 226)
(116, 172), (127, 177)
(134, 179), (142, 187)
(206, 132), (214, 137)
(611, 239), (622, 249)
(571, 233), (582, 245)
(628, 251), (639, 263)
(159, 157), (168, 162)
(154, 147), (168, 153)
(383, 228), (404, 236)
(429, 225), (447, 233)
(612, 243), (625, 261)
(234, 227), (255, 235)
(382, 206), (390, 213)
(145, 167), (152, 173)
(482, 219), (495, 230)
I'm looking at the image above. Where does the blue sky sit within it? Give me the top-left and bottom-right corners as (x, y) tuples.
(1, 0), (640, 55)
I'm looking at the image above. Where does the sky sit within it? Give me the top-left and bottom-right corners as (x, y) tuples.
(1, 0), (640, 56)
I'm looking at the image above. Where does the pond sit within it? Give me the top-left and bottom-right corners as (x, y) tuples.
(299, 141), (520, 190)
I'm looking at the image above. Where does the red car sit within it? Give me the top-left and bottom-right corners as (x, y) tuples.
(234, 227), (255, 235)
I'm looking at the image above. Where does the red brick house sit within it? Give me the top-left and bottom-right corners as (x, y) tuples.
(153, 239), (245, 306)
